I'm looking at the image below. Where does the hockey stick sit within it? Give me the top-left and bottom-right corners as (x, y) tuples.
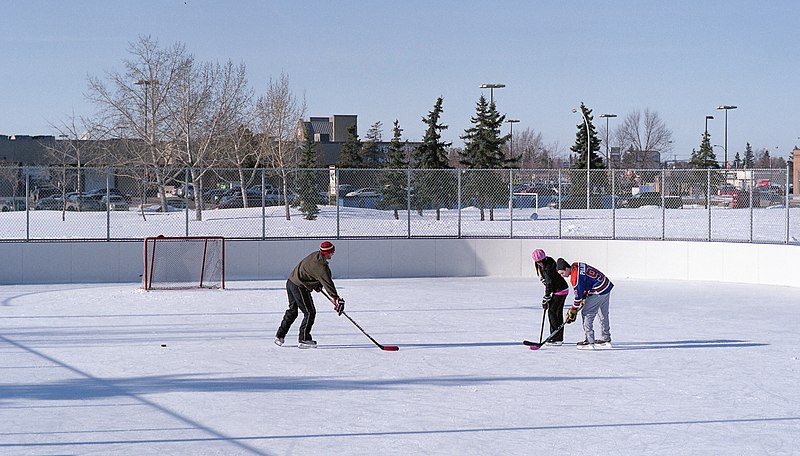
(524, 297), (585, 350)
(320, 290), (399, 351)
(538, 305), (547, 344)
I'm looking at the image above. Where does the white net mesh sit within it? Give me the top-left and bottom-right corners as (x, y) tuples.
(143, 236), (225, 290)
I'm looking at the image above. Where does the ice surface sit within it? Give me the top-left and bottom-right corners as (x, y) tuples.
(1, 277), (798, 455)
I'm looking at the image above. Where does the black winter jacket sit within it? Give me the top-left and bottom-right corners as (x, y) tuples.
(535, 256), (569, 296)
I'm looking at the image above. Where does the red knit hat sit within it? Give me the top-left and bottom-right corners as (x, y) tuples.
(320, 241), (335, 254)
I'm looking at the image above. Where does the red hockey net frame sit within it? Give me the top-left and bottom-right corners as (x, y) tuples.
(143, 236), (225, 290)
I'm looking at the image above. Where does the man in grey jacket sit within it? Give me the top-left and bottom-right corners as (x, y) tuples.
(275, 241), (345, 348)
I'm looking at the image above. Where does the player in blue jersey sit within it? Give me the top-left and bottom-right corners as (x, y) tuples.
(556, 258), (613, 349)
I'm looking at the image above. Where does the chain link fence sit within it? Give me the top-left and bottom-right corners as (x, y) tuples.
(0, 166), (797, 244)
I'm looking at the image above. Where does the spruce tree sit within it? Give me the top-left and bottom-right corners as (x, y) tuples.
(689, 132), (719, 169)
(337, 124), (364, 168)
(413, 97), (453, 220)
(568, 103), (605, 205)
(362, 121), (383, 168)
(743, 142), (755, 168)
(459, 95), (512, 220)
(379, 120), (409, 220)
(293, 125), (320, 220)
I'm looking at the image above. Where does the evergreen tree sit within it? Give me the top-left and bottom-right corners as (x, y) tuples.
(459, 95), (512, 221)
(689, 131), (719, 169)
(569, 103), (603, 170)
(756, 148), (772, 168)
(413, 97), (453, 220)
(743, 143), (755, 168)
(568, 103), (605, 205)
(378, 120), (409, 220)
(336, 124), (364, 168)
(292, 125), (320, 220)
(362, 121), (383, 168)
(413, 97), (451, 168)
(732, 152), (742, 169)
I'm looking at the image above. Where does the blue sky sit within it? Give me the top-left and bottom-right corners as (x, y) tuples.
(2, 0), (798, 161)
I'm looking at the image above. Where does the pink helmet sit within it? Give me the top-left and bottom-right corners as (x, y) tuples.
(532, 249), (546, 262)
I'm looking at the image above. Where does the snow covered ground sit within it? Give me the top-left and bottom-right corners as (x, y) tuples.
(2, 277), (798, 455)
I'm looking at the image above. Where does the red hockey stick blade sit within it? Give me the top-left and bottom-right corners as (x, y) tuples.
(529, 344), (543, 351)
(381, 345), (400, 351)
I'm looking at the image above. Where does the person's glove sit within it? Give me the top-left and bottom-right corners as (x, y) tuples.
(333, 297), (345, 316)
(541, 294), (552, 309)
(565, 306), (579, 324)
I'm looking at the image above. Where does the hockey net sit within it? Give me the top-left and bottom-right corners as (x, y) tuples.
(143, 236), (225, 290)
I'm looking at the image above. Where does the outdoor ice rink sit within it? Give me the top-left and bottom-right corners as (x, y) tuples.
(2, 276), (799, 455)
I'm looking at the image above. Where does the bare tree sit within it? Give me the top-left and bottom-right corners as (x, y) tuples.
(615, 109), (673, 164)
(254, 73), (306, 219)
(168, 58), (253, 219)
(87, 36), (191, 211)
(508, 128), (555, 169)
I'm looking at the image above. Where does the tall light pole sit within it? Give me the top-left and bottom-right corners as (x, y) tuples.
(717, 105), (737, 169)
(479, 83), (505, 104)
(705, 115), (714, 135)
(599, 114), (617, 168)
(506, 119), (520, 163)
(713, 144), (726, 168)
(573, 107), (591, 209)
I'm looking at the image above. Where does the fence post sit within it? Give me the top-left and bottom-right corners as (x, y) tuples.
(183, 168), (189, 236)
(25, 171), (30, 241)
(106, 170), (112, 240)
(661, 169), (666, 240)
(406, 168), (411, 239)
(611, 169), (616, 239)
(335, 167), (340, 238)
(707, 169), (712, 241)
(261, 169), (266, 240)
(786, 163), (791, 244)
(558, 169), (563, 239)
(509, 169), (514, 238)
(457, 170), (462, 238)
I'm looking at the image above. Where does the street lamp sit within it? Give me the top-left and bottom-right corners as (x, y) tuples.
(479, 83), (506, 104)
(506, 119), (520, 162)
(705, 115), (714, 135)
(599, 114), (617, 168)
(713, 144), (726, 168)
(717, 105), (737, 168)
(573, 107), (591, 209)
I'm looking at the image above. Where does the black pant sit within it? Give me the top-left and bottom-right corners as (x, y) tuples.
(547, 293), (567, 342)
(276, 279), (316, 341)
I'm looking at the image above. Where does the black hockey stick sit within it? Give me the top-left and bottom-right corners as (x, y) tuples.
(524, 297), (585, 350)
(320, 290), (399, 351)
(538, 305), (547, 344)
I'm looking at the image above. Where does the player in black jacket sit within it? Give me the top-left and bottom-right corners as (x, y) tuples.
(532, 249), (569, 345)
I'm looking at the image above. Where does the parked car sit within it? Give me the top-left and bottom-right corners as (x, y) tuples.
(35, 196), (66, 210)
(620, 192), (682, 209)
(264, 189), (297, 205)
(202, 188), (232, 205)
(214, 192), (264, 209)
(66, 195), (104, 211)
(85, 188), (132, 204)
(100, 195), (130, 211)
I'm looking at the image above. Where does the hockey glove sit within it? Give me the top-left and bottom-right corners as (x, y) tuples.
(542, 294), (552, 309)
(333, 297), (345, 316)
(565, 307), (579, 324)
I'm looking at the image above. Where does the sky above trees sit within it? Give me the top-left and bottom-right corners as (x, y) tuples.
(2, 1), (798, 162)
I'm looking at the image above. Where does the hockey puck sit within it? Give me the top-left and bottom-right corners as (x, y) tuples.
(160, 344), (167, 347)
